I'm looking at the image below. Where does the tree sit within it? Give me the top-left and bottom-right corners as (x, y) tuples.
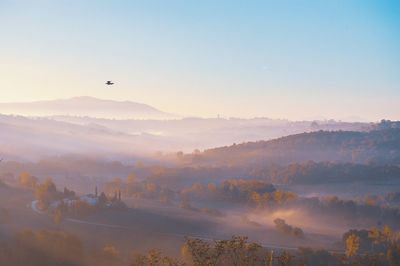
(34, 179), (59, 209)
(346, 234), (360, 257)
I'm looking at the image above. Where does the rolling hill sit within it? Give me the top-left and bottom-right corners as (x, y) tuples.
(183, 127), (400, 166)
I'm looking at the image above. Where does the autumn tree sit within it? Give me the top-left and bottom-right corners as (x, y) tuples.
(34, 179), (61, 209)
(345, 234), (360, 257)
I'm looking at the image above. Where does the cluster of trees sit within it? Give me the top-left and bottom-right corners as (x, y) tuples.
(249, 190), (297, 207)
(361, 192), (400, 208)
(178, 180), (285, 216)
(251, 162), (400, 185)
(343, 226), (400, 254)
(104, 175), (176, 204)
(180, 179), (276, 203)
(104, 172), (400, 228)
(118, 161), (400, 190)
(34, 179), (66, 209)
(247, 193), (400, 229)
(18, 172), (71, 211)
(28, 178), (94, 221)
(274, 218), (304, 238)
(53, 189), (126, 223)
(105, 175), (284, 208)
(343, 226), (400, 265)
(299, 196), (400, 229)
(22, 176), (126, 222)
(53, 198), (95, 223)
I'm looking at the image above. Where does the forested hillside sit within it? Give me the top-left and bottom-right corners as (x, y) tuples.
(183, 128), (400, 166)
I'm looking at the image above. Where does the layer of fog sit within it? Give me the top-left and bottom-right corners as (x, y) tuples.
(0, 113), (370, 161)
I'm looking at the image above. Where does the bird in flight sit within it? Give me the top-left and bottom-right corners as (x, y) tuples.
(105, 81), (114, 85)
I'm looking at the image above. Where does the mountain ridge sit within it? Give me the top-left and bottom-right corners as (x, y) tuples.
(0, 96), (178, 119)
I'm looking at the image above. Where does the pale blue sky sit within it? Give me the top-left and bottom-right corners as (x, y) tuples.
(1, 0), (399, 120)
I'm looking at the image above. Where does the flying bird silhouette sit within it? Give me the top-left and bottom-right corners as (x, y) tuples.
(105, 81), (114, 85)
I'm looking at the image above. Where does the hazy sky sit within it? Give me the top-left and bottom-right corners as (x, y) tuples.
(1, 0), (399, 121)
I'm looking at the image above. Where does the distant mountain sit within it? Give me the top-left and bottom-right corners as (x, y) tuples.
(0, 96), (178, 119)
(182, 127), (400, 166)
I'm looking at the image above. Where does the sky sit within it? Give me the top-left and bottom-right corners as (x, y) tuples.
(1, 0), (399, 121)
